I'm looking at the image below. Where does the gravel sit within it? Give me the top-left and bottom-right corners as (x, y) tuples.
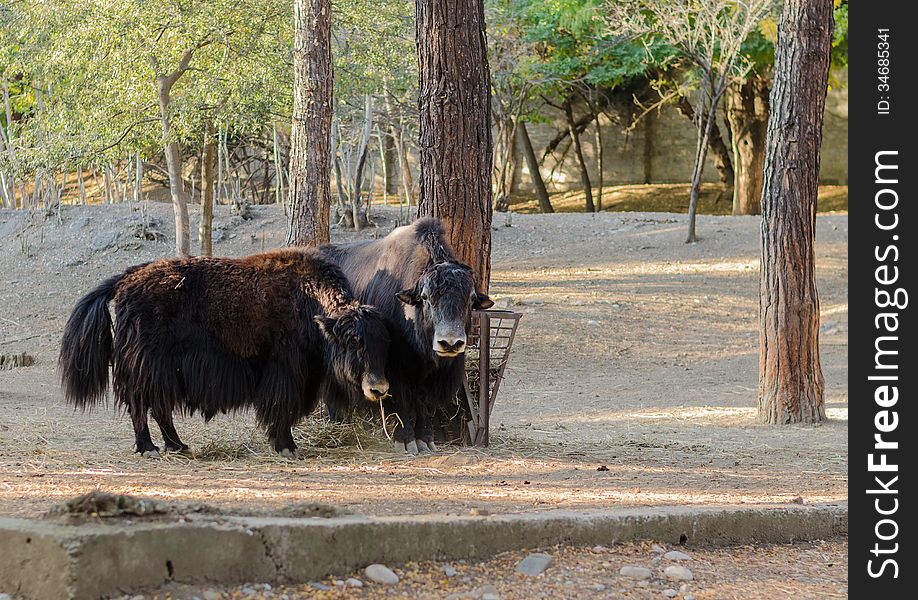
(136, 537), (847, 600)
(663, 565), (694, 581)
(619, 566), (653, 580)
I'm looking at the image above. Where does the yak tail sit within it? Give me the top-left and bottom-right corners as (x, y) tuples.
(59, 272), (126, 409)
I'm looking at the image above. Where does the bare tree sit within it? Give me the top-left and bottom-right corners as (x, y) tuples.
(285, 0), (333, 247)
(152, 44), (211, 256)
(516, 122), (553, 213)
(610, 0), (771, 242)
(488, 7), (536, 213)
(757, 0), (833, 424)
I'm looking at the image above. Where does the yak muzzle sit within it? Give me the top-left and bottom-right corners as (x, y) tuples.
(362, 375), (390, 402)
(433, 333), (467, 357)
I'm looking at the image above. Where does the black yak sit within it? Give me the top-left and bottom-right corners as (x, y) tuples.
(318, 217), (492, 454)
(59, 248), (391, 458)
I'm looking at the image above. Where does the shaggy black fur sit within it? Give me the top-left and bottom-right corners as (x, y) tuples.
(59, 248), (390, 456)
(318, 217), (492, 449)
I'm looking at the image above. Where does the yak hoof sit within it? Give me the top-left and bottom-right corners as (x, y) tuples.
(394, 440), (419, 455)
(141, 449), (162, 459)
(416, 439), (436, 454)
(278, 448), (296, 459)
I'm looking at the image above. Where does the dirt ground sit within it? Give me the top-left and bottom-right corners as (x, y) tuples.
(0, 200), (847, 520)
(139, 537), (848, 599)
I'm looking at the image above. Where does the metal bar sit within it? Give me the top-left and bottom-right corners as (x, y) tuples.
(478, 311), (491, 446)
(488, 315), (520, 416)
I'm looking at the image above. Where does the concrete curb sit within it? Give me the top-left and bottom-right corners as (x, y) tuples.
(0, 503), (847, 599)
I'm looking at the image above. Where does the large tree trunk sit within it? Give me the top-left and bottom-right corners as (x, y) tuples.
(757, 0), (833, 425)
(517, 122), (553, 213)
(156, 79), (191, 256)
(726, 76), (770, 215)
(285, 0), (333, 247)
(199, 125), (216, 256)
(416, 0), (493, 291)
(563, 99), (594, 213)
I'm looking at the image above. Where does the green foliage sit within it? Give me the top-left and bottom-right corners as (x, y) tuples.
(332, 0), (415, 144)
(516, 0), (659, 90)
(742, 0), (848, 80)
(334, 0), (414, 101)
(1, 0), (290, 175)
(831, 1), (848, 70)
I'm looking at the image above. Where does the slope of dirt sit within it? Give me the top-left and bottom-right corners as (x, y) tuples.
(0, 202), (847, 519)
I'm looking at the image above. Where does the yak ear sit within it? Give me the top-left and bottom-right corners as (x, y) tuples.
(314, 315), (338, 340)
(473, 292), (494, 310)
(396, 284), (421, 305)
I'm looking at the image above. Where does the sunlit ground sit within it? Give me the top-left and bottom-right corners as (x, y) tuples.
(0, 206), (847, 518)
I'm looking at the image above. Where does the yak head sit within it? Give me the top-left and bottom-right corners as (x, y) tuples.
(315, 305), (390, 402)
(396, 261), (493, 358)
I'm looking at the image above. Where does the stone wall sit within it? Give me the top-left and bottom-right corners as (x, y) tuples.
(515, 84), (848, 194)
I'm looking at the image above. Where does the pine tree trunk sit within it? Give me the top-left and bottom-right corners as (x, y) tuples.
(727, 76), (770, 215)
(416, 0), (493, 291)
(517, 122), (553, 213)
(285, 0), (333, 247)
(757, 0), (833, 425)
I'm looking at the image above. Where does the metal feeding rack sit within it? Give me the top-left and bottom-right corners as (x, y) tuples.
(460, 309), (522, 446)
